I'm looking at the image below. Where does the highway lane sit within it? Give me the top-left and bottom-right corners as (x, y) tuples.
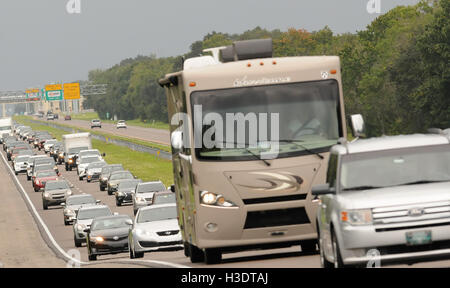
(4, 137), (450, 268)
(52, 117), (170, 146)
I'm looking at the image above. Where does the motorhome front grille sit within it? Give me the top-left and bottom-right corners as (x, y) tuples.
(243, 194), (307, 205)
(244, 207), (310, 229)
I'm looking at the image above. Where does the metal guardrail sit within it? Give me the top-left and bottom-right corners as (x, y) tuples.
(25, 119), (172, 160)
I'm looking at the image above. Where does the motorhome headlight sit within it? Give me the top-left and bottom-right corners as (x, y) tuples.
(341, 210), (372, 226)
(200, 191), (237, 207)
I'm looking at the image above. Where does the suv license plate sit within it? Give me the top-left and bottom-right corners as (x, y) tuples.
(406, 230), (432, 246)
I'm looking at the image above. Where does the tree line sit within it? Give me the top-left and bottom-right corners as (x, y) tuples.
(84, 0), (449, 136)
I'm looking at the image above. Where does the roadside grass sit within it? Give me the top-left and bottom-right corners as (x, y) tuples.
(69, 111), (170, 130)
(14, 116), (174, 186)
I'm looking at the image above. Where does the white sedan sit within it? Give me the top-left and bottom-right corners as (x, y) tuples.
(129, 203), (183, 258)
(116, 120), (127, 129)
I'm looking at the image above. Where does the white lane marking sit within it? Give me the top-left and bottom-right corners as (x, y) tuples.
(1, 145), (189, 268)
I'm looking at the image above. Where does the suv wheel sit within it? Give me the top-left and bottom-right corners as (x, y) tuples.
(332, 230), (345, 268)
(74, 237), (82, 248)
(300, 239), (318, 254)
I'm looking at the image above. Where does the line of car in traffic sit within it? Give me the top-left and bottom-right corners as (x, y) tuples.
(5, 124), (181, 261)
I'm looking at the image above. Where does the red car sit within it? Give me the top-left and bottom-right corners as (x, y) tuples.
(33, 170), (59, 192)
(65, 115), (71, 121)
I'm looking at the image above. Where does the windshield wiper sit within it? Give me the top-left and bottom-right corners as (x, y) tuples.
(279, 140), (324, 160)
(219, 141), (271, 166)
(343, 185), (382, 191)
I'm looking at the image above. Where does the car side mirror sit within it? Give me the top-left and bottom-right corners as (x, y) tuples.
(69, 184), (74, 188)
(96, 200), (101, 204)
(311, 184), (335, 196)
(171, 131), (183, 151)
(125, 219), (133, 226)
(60, 203), (66, 207)
(102, 153), (106, 157)
(349, 114), (366, 139)
(83, 228), (90, 233)
(170, 184), (175, 193)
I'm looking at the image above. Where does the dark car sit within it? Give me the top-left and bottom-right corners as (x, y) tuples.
(107, 170), (134, 195)
(99, 164), (124, 191)
(115, 179), (142, 206)
(85, 215), (133, 261)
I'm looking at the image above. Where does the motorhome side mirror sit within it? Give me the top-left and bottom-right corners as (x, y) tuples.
(171, 131), (183, 151)
(349, 114), (366, 138)
(311, 184), (335, 196)
(170, 184), (175, 193)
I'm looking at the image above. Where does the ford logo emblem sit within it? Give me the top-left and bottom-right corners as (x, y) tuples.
(408, 208), (424, 217)
(113, 236), (119, 240)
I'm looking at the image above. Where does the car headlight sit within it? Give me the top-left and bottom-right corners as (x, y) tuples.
(200, 191), (237, 207)
(66, 190), (73, 196)
(59, 153), (64, 157)
(43, 192), (50, 198)
(68, 159), (73, 164)
(341, 210), (373, 226)
(65, 209), (75, 216)
(135, 197), (146, 203)
(95, 236), (104, 243)
(136, 229), (152, 237)
(76, 224), (86, 231)
(117, 191), (125, 196)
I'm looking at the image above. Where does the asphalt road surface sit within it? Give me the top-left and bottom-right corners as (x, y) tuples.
(52, 118), (170, 146)
(3, 137), (450, 268)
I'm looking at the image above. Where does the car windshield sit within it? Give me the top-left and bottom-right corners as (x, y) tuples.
(35, 164), (54, 172)
(80, 151), (100, 158)
(80, 156), (100, 164)
(68, 147), (89, 154)
(136, 182), (165, 193)
(137, 206), (177, 223)
(118, 180), (140, 190)
(191, 79), (342, 161)
(77, 207), (111, 220)
(340, 145), (450, 191)
(45, 140), (57, 144)
(37, 171), (57, 178)
(110, 172), (133, 180)
(45, 181), (69, 190)
(67, 195), (96, 206)
(16, 156), (30, 162)
(88, 162), (106, 169)
(153, 193), (176, 205)
(91, 216), (131, 231)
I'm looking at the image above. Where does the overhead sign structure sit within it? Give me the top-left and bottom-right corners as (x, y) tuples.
(45, 84), (63, 101)
(63, 83), (80, 100)
(26, 89), (41, 101)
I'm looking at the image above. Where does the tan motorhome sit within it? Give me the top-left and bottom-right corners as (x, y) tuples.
(159, 39), (351, 264)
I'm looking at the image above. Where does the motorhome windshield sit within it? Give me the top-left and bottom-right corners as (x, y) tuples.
(191, 79), (342, 161)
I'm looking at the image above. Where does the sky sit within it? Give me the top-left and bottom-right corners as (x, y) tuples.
(0, 0), (421, 91)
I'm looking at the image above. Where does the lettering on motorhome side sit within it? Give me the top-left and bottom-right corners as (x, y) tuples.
(233, 76), (291, 87)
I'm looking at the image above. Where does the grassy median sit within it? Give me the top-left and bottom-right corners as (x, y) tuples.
(14, 116), (174, 186)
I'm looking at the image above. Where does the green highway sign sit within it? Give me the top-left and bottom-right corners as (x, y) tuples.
(45, 90), (63, 101)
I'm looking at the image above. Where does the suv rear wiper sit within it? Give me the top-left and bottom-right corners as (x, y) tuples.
(343, 185), (382, 191)
(279, 140), (324, 160)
